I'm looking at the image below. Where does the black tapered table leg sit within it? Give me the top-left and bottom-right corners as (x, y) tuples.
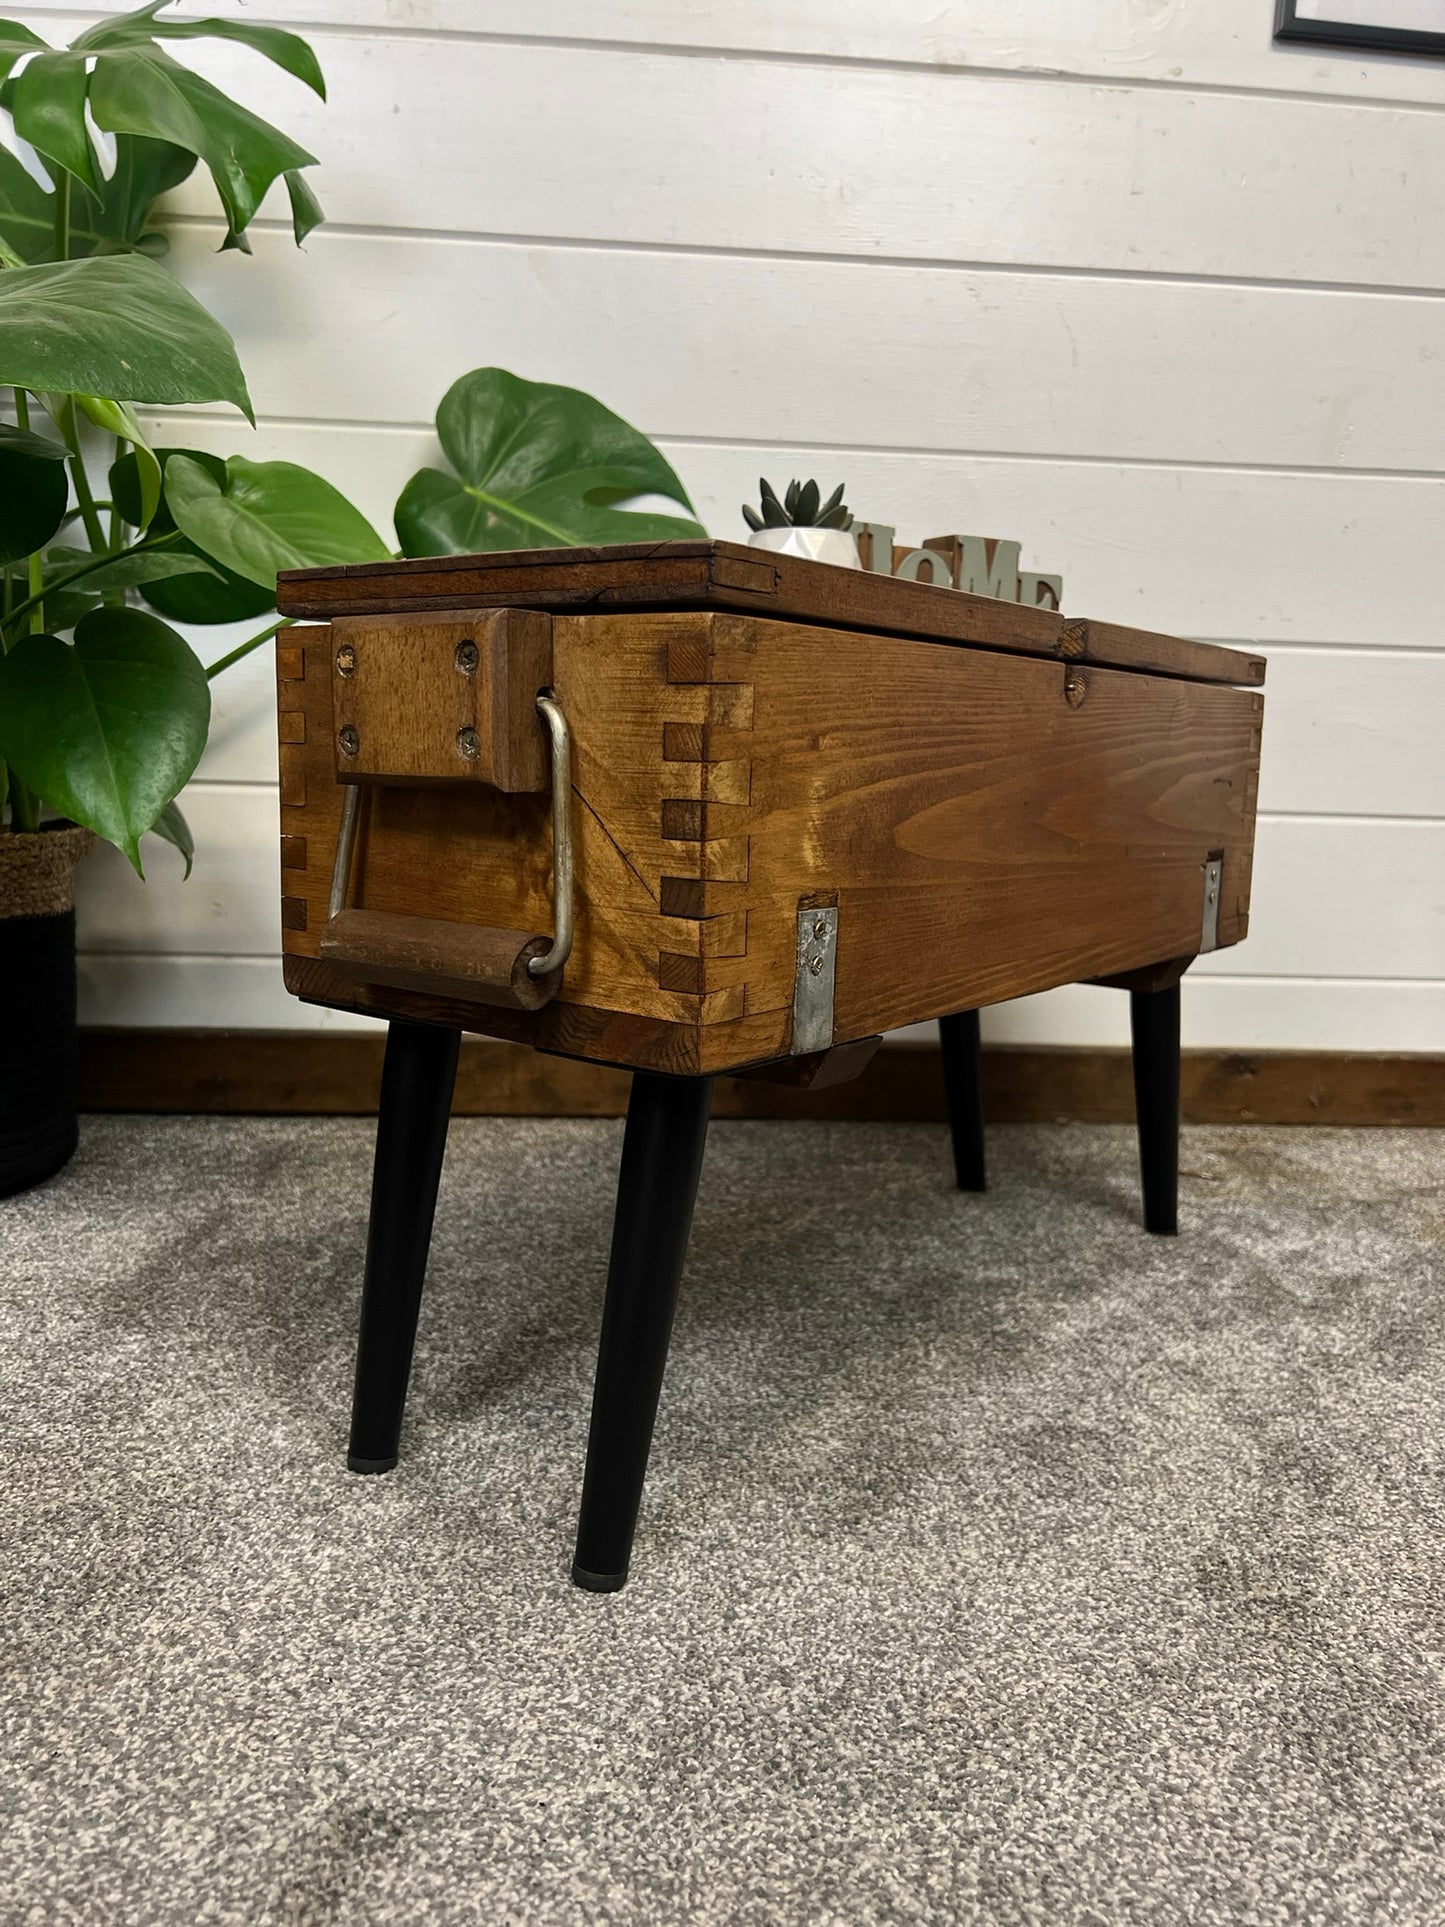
(347, 1018), (461, 1472)
(1130, 984), (1180, 1235)
(939, 1009), (986, 1192)
(572, 1072), (714, 1592)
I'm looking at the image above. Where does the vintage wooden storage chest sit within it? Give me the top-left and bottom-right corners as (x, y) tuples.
(274, 539), (1263, 1071)
(273, 539), (1265, 1588)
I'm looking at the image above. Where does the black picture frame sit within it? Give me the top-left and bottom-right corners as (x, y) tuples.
(1274, 0), (1445, 55)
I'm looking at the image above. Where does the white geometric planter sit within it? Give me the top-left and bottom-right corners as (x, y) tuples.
(746, 526), (861, 569)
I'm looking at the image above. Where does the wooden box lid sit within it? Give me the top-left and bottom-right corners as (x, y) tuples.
(278, 539), (1264, 689)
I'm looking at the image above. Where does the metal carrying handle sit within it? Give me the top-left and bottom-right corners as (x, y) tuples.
(327, 689), (575, 979)
(528, 692), (573, 977)
(327, 781), (363, 923)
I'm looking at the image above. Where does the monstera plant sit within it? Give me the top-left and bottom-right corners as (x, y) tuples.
(0, 0), (386, 1196)
(0, 2), (388, 878)
(0, 0), (705, 1198)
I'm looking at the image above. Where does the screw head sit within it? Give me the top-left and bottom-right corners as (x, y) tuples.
(808, 952), (825, 976)
(338, 725), (360, 758)
(456, 726), (481, 761)
(812, 917), (829, 941)
(335, 643), (356, 678)
(454, 638), (479, 674)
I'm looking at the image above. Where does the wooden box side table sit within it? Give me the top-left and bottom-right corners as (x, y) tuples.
(275, 540), (1265, 1588)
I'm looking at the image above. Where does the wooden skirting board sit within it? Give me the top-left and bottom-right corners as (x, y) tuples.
(76, 1032), (1445, 1126)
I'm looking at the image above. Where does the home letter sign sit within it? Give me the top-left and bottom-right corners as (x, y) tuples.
(854, 523), (1063, 610)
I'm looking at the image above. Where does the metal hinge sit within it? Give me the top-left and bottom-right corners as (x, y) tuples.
(1200, 856), (1223, 954)
(792, 904), (838, 1054)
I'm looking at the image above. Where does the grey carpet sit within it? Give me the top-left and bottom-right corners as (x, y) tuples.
(2, 1117), (1444, 1926)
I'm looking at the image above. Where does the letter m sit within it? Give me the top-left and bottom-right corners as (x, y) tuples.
(955, 538), (1020, 601)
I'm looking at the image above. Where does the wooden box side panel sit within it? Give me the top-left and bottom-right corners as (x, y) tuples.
(276, 628), (329, 968)
(275, 612), (789, 1060)
(277, 609), (1262, 1074)
(675, 615), (1263, 1057)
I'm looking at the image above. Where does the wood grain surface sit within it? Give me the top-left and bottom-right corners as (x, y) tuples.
(320, 909), (557, 1010)
(666, 611), (1261, 1051)
(278, 542), (1266, 689)
(276, 603), (1263, 1073)
(330, 607), (553, 792)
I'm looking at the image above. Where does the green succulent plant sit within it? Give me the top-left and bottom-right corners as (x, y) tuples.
(741, 478), (852, 533)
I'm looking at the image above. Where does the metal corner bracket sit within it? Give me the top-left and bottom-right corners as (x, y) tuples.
(1200, 856), (1223, 954)
(792, 904), (838, 1055)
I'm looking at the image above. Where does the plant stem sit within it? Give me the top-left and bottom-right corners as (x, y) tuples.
(1, 530), (184, 635)
(26, 544), (44, 629)
(0, 547), (39, 832)
(10, 186), (111, 831)
(68, 448), (108, 553)
(8, 782), (40, 832)
(4, 561), (38, 824)
(107, 436), (123, 550)
(55, 398), (108, 554)
(12, 392), (48, 638)
(206, 616), (290, 680)
(8, 393), (47, 830)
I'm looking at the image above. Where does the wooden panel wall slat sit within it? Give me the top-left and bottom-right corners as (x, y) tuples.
(130, 37), (1445, 289)
(20, 0), (1445, 105)
(137, 417), (1445, 650)
(162, 228), (1445, 475)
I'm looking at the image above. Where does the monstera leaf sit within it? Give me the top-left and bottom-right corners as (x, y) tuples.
(87, 50), (320, 250)
(44, 544), (219, 596)
(111, 446), (276, 622)
(165, 454), (390, 589)
(0, 253), (251, 414)
(0, 3), (326, 249)
(0, 420), (68, 563)
(394, 367), (705, 557)
(0, 19), (45, 82)
(0, 138), (191, 267)
(0, 606), (210, 872)
(0, 147), (56, 263)
(75, 393), (162, 524)
(118, 447), (278, 622)
(75, 7), (325, 96)
(149, 796), (195, 876)
(12, 50), (100, 191)
(69, 133), (198, 258)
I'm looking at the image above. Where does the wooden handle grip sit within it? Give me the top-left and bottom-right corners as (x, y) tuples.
(319, 908), (559, 1011)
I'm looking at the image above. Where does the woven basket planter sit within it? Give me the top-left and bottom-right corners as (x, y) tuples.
(0, 826), (95, 1196)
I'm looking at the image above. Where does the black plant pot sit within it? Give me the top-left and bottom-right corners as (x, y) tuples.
(0, 827), (93, 1198)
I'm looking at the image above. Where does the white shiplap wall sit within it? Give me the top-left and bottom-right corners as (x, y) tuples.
(19, 0), (1445, 1049)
